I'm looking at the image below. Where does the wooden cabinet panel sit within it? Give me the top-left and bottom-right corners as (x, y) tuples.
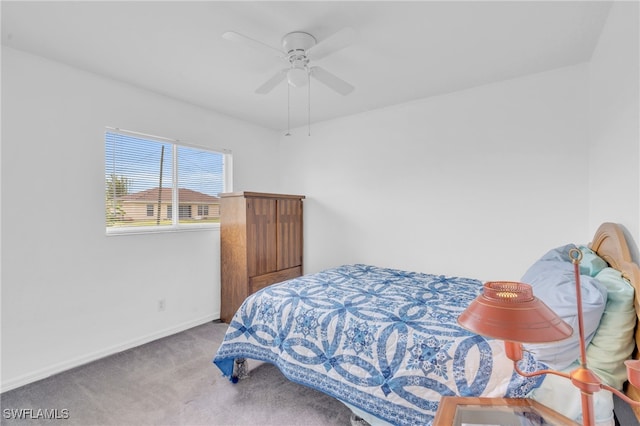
(220, 195), (248, 323)
(220, 192), (305, 323)
(277, 198), (303, 270)
(249, 266), (302, 294)
(246, 197), (277, 277)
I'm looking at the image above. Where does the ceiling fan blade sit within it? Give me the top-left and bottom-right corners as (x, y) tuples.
(255, 69), (287, 94)
(310, 66), (354, 96)
(222, 31), (284, 58)
(307, 27), (356, 61)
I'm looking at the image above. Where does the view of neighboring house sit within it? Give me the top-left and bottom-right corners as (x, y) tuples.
(116, 187), (220, 223)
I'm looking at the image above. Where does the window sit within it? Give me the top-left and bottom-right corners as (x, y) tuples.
(105, 128), (230, 233)
(198, 205), (209, 216)
(179, 205), (192, 219)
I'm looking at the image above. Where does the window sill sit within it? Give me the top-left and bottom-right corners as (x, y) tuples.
(105, 223), (220, 236)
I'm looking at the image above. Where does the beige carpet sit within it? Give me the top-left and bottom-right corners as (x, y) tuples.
(0, 322), (353, 426)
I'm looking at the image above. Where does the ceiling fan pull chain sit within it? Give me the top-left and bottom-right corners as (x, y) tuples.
(308, 73), (311, 136)
(286, 83), (291, 136)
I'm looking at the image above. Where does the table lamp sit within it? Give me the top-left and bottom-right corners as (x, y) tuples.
(458, 248), (640, 426)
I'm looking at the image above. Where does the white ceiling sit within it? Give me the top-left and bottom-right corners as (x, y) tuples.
(1, 1), (612, 132)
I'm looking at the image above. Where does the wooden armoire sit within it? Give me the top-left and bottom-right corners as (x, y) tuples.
(219, 192), (305, 323)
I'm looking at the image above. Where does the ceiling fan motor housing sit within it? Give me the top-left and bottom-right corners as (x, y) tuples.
(282, 32), (316, 58)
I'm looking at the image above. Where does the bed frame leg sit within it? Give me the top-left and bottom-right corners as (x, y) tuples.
(231, 358), (249, 383)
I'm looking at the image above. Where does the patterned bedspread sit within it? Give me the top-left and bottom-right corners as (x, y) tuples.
(213, 264), (546, 425)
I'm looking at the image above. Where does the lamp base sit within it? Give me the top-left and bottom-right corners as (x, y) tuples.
(505, 341), (523, 362)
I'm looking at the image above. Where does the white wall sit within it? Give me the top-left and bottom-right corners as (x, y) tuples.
(1, 47), (280, 391)
(279, 64), (592, 281)
(588, 1), (640, 260)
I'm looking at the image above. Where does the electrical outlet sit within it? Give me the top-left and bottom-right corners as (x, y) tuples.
(158, 299), (166, 312)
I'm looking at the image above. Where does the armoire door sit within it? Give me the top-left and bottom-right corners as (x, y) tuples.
(277, 198), (303, 270)
(246, 197), (277, 277)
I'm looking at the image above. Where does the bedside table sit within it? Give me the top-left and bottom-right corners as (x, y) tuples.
(433, 396), (580, 425)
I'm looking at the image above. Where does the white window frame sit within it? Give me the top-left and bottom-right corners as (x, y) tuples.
(105, 127), (232, 236)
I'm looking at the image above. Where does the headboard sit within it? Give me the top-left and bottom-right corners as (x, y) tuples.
(589, 222), (640, 419)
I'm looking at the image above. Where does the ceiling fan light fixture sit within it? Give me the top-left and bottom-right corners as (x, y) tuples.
(287, 67), (308, 88)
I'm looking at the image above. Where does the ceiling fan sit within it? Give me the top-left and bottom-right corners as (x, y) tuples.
(222, 27), (356, 96)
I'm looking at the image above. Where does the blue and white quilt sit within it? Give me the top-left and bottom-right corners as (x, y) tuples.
(213, 264), (547, 425)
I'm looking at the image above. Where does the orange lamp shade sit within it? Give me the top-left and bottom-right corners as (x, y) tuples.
(458, 281), (573, 343)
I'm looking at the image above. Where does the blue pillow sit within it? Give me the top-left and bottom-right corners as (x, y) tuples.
(521, 257), (607, 370)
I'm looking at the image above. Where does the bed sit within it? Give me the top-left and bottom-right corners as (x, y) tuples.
(213, 222), (640, 425)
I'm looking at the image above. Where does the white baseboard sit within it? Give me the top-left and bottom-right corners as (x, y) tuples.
(0, 313), (219, 393)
